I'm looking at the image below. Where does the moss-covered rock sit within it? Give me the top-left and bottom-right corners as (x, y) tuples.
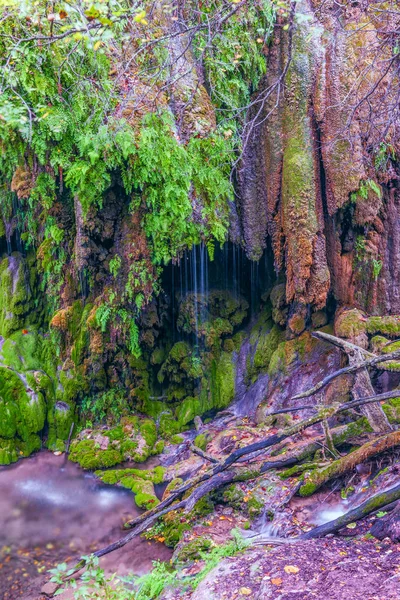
(177, 290), (248, 349)
(95, 465), (165, 509)
(0, 253), (39, 338)
(69, 415), (162, 469)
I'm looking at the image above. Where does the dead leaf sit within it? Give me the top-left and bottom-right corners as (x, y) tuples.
(239, 587), (252, 596)
(271, 578), (282, 586)
(284, 565), (299, 574)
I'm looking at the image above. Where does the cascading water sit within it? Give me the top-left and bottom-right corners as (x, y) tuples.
(163, 240), (275, 347)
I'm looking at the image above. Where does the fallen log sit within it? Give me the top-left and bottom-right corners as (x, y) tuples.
(299, 429), (400, 496)
(369, 502), (400, 541)
(302, 482), (400, 539)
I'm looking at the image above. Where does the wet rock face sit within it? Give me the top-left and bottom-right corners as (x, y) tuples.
(238, 0), (399, 318)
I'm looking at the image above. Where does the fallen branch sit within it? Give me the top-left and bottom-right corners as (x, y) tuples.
(292, 347), (400, 401)
(250, 484), (400, 545)
(190, 444), (219, 463)
(301, 482), (400, 539)
(311, 331), (375, 357)
(299, 429), (400, 496)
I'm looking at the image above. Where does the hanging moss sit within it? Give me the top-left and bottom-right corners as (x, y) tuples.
(252, 322), (283, 377)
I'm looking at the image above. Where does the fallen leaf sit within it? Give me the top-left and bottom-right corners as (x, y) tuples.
(284, 565), (299, 574)
(239, 587), (252, 596)
(271, 578), (282, 586)
(346, 523), (357, 529)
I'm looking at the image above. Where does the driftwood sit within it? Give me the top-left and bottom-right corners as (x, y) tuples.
(190, 444), (219, 463)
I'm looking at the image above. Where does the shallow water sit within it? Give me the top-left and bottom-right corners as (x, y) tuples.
(0, 452), (172, 599)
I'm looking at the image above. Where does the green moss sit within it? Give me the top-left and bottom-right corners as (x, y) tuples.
(366, 316), (400, 337)
(159, 411), (181, 437)
(193, 433), (209, 451)
(268, 333), (317, 379)
(252, 323), (283, 376)
(170, 434), (185, 444)
(211, 351), (235, 409)
(382, 398), (400, 423)
(95, 466), (164, 510)
(175, 396), (202, 427)
(0, 254), (39, 337)
(298, 481), (318, 497)
(174, 537), (213, 563)
(161, 496), (214, 547)
(247, 496), (264, 517)
(222, 483), (245, 509)
(69, 415), (162, 468)
(334, 309), (367, 339)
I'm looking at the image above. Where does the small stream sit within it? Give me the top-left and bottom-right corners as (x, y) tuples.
(0, 452), (172, 600)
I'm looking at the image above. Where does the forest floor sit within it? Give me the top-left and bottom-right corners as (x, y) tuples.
(169, 536), (400, 600)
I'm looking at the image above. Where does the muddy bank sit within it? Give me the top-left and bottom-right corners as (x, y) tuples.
(0, 452), (172, 599)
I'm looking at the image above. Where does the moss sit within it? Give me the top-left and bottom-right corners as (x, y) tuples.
(0, 400), (17, 438)
(334, 309), (367, 339)
(175, 396), (201, 427)
(222, 483), (245, 509)
(366, 316), (400, 337)
(247, 496), (265, 517)
(159, 411), (181, 437)
(69, 439), (123, 469)
(170, 434), (185, 444)
(161, 496), (214, 547)
(140, 419), (157, 447)
(268, 332), (316, 379)
(311, 310), (328, 328)
(211, 351), (235, 409)
(193, 433), (209, 451)
(70, 415), (162, 468)
(223, 338), (235, 353)
(0, 437), (19, 465)
(174, 536), (213, 563)
(331, 418), (372, 445)
(96, 466), (163, 509)
(298, 481), (318, 497)
(252, 323), (283, 376)
(0, 254), (39, 337)
(382, 398), (400, 424)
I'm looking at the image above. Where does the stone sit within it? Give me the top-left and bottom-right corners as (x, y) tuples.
(41, 581), (59, 597)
